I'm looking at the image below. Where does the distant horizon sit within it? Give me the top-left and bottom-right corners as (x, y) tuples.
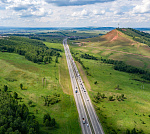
(0, 26), (150, 28)
(0, 26), (150, 29)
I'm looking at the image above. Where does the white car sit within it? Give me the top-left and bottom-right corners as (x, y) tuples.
(82, 118), (85, 124)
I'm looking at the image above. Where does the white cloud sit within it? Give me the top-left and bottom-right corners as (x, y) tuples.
(72, 9), (90, 17)
(81, 9), (89, 16)
(133, 0), (150, 14)
(0, 0), (150, 27)
(93, 10), (105, 15)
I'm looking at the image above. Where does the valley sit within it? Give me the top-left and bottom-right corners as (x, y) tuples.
(0, 28), (150, 134)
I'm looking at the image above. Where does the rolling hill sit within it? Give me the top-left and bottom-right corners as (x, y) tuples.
(69, 28), (150, 133)
(71, 28), (150, 71)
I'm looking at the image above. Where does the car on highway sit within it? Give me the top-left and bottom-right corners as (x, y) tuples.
(82, 118), (85, 124)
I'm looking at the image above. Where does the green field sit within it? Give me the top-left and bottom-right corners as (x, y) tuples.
(69, 34), (150, 133)
(73, 56), (150, 133)
(69, 29), (150, 71)
(0, 42), (81, 134)
(1, 29), (150, 134)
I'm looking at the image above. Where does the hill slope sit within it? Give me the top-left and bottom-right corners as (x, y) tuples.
(71, 29), (150, 70)
(69, 28), (150, 133)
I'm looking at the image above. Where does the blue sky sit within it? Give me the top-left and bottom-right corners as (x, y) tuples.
(0, 0), (150, 27)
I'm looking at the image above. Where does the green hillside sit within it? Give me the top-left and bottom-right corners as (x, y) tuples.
(68, 29), (150, 133)
(117, 28), (150, 47)
(0, 37), (81, 134)
(69, 29), (150, 71)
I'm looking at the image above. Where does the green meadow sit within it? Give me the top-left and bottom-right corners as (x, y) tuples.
(70, 45), (150, 133)
(0, 42), (81, 134)
(1, 28), (150, 134)
(69, 29), (150, 71)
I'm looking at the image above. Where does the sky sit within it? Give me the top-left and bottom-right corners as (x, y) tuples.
(0, 0), (150, 28)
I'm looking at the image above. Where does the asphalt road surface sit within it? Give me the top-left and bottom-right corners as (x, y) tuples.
(63, 38), (104, 134)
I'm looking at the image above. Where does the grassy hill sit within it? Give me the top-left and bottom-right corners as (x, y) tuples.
(68, 28), (150, 133)
(69, 29), (150, 71)
(117, 28), (150, 47)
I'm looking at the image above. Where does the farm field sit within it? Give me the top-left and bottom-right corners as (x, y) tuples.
(0, 42), (81, 134)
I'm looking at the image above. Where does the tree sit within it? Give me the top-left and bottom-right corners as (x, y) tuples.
(109, 96), (114, 101)
(44, 119), (50, 127)
(94, 81), (97, 84)
(102, 94), (106, 99)
(121, 94), (125, 99)
(4, 85), (8, 92)
(50, 118), (56, 127)
(28, 128), (36, 134)
(14, 92), (18, 99)
(43, 113), (51, 123)
(55, 56), (58, 63)
(131, 128), (137, 134)
(28, 100), (32, 106)
(0, 126), (6, 134)
(43, 56), (48, 64)
(13, 130), (21, 134)
(126, 129), (130, 134)
(6, 127), (13, 133)
(20, 83), (23, 90)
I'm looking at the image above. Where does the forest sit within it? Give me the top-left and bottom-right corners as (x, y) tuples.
(0, 90), (39, 134)
(0, 36), (61, 64)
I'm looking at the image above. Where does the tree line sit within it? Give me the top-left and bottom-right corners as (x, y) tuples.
(71, 51), (150, 81)
(117, 28), (150, 46)
(81, 53), (98, 60)
(0, 36), (61, 63)
(101, 58), (150, 80)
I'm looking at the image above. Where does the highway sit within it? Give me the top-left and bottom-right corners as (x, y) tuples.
(63, 38), (104, 134)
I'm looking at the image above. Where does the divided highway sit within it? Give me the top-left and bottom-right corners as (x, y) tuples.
(63, 38), (104, 134)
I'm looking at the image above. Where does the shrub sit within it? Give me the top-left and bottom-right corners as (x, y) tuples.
(4, 85), (8, 92)
(20, 83), (23, 90)
(14, 92), (18, 99)
(109, 96), (114, 101)
(28, 100), (32, 106)
(94, 81), (98, 84)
